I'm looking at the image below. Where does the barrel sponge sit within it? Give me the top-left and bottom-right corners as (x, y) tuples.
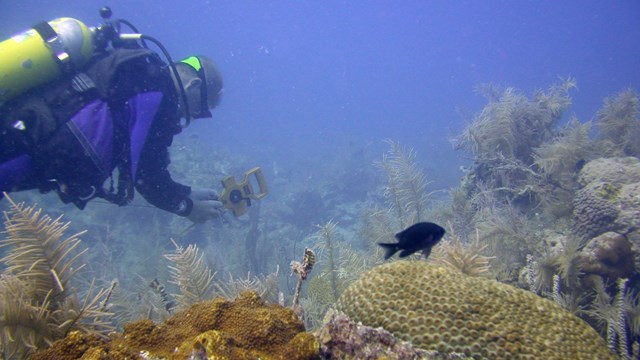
(335, 261), (615, 359)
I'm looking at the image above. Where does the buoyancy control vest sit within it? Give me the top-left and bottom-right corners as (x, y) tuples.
(0, 47), (172, 208)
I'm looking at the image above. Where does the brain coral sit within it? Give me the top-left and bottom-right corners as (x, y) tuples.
(573, 157), (640, 239)
(572, 182), (619, 239)
(335, 261), (615, 359)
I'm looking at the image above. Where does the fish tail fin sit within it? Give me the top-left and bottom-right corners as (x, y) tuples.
(378, 243), (399, 260)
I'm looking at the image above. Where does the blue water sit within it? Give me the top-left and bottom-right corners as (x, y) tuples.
(3, 1), (639, 189)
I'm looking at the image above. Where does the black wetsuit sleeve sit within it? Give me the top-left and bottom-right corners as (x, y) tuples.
(134, 98), (192, 215)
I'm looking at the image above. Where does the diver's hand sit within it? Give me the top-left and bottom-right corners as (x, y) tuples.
(186, 188), (225, 223)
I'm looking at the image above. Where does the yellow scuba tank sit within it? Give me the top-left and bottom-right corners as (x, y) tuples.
(0, 17), (94, 103)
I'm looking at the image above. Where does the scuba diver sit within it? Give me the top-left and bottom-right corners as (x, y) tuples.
(0, 8), (225, 223)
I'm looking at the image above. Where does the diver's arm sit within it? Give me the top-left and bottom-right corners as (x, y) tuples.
(133, 91), (193, 216)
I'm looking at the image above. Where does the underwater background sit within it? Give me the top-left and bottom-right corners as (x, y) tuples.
(1, 1), (640, 359)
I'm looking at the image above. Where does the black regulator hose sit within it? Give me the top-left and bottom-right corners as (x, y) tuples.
(98, 7), (192, 125)
(119, 33), (192, 126)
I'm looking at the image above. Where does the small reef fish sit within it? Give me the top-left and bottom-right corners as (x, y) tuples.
(378, 222), (446, 260)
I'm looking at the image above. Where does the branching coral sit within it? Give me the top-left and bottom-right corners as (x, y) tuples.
(374, 139), (431, 227)
(595, 88), (640, 157)
(311, 220), (342, 304)
(457, 78), (575, 163)
(586, 277), (638, 359)
(164, 239), (216, 311)
(431, 225), (493, 277)
(291, 248), (316, 318)
(455, 79), (577, 215)
(534, 118), (592, 179)
(474, 201), (540, 278)
(533, 118), (593, 217)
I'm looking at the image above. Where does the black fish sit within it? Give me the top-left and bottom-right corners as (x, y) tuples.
(378, 222), (445, 260)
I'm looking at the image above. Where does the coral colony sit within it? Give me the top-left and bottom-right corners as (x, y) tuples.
(2, 85), (639, 359)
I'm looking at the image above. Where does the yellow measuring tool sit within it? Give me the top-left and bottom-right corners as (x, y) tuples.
(218, 167), (268, 217)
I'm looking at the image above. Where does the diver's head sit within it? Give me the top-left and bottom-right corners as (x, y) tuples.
(173, 55), (223, 121)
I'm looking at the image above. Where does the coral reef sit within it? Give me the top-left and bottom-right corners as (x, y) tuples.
(0, 196), (113, 359)
(576, 232), (634, 279)
(572, 157), (640, 240)
(430, 224), (493, 277)
(576, 156), (640, 187)
(455, 79), (575, 212)
(374, 139), (431, 228)
(533, 118), (594, 217)
(594, 88), (640, 158)
(316, 309), (465, 360)
(585, 277), (639, 359)
(33, 291), (319, 360)
(164, 239), (216, 311)
(304, 221), (356, 330)
(335, 261), (616, 359)
(572, 182), (620, 240)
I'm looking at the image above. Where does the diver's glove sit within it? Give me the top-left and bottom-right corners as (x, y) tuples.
(185, 187), (225, 223)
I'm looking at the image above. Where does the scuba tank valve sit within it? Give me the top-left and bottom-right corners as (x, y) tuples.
(0, 7), (193, 125)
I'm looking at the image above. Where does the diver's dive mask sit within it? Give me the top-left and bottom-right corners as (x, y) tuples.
(180, 56), (213, 118)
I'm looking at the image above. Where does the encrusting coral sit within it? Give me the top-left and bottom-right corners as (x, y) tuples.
(32, 291), (319, 360)
(335, 260), (616, 359)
